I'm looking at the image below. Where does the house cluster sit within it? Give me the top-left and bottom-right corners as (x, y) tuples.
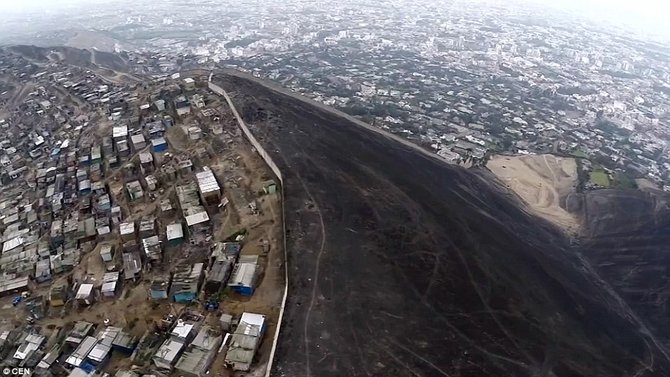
(0, 305), (267, 377)
(0, 320), (135, 377)
(0, 50), (281, 376)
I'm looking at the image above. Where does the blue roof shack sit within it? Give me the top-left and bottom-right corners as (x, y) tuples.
(150, 277), (170, 300)
(228, 255), (259, 297)
(151, 137), (168, 153)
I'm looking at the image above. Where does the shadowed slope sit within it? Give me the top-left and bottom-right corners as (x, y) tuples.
(215, 73), (670, 377)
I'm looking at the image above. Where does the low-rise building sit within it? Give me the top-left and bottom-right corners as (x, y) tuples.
(224, 312), (266, 371)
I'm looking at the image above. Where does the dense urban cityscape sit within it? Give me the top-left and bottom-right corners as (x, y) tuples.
(2, 0), (670, 190)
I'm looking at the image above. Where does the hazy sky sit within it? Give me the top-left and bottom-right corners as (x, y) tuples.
(0, 0), (668, 37)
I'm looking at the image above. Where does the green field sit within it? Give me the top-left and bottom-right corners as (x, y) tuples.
(589, 171), (610, 187)
(569, 149), (588, 158)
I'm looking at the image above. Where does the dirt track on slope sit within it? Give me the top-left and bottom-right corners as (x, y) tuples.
(488, 154), (579, 234)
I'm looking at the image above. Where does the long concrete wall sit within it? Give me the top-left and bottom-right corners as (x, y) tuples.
(208, 79), (288, 377)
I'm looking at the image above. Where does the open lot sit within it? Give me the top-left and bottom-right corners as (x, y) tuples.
(590, 170), (611, 187)
(487, 154), (579, 234)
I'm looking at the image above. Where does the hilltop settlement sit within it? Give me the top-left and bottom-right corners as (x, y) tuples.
(0, 48), (285, 377)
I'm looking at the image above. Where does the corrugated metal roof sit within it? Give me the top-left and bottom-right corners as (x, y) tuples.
(166, 223), (184, 240)
(66, 336), (97, 367)
(112, 126), (128, 138)
(130, 134), (145, 145)
(76, 284), (94, 299)
(185, 211), (209, 226)
(228, 263), (257, 288)
(154, 338), (184, 364)
(195, 168), (220, 194)
(2, 236), (24, 253)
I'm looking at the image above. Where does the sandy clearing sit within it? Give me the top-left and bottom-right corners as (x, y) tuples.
(636, 178), (660, 192)
(488, 154), (580, 234)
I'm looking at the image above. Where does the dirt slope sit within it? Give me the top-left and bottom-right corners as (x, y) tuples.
(215, 73), (670, 377)
(488, 154), (579, 234)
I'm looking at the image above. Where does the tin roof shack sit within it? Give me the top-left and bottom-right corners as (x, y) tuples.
(75, 283), (95, 306)
(37, 344), (62, 370)
(139, 152), (154, 174)
(224, 313), (266, 371)
(142, 236), (162, 264)
(205, 244), (236, 295)
(219, 313), (233, 332)
(90, 145), (102, 165)
(112, 125), (128, 143)
(262, 179), (277, 194)
(178, 159), (193, 176)
(0, 276), (30, 297)
(126, 180), (144, 202)
(49, 282), (68, 307)
(116, 140), (130, 158)
(166, 223), (184, 247)
(151, 137), (167, 153)
(146, 120), (165, 138)
(174, 95), (191, 117)
(122, 251), (142, 281)
(144, 175), (158, 192)
(65, 335), (97, 369)
(150, 276), (170, 300)
(154, 99), (166, 112)
(13, 333), (46, 363)
(65, 321), (95, 345)
(152, 315), (199, 370)
(87, 326), (121, 367)
(174, 325), (222, 377)
(76, 217), (97, 246)
(183, 78), (196, 91)
(195, 167), (221, 207)
(170, 263), (204, 303)
(111, 330), (137, 354)
(130, 134), (146, 152)
(152, 338), (184, 371)
(35, 258), (51, 283)
(228, 255), (259, 297)
(99, 244), (114, 264)
(139, 217), (156, 239)
(119, 222), (135, 242)
(188, 126), (202, 141)
(101, 272), (120, 298)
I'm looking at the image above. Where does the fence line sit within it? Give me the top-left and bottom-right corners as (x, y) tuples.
(209, 79), (288, 377)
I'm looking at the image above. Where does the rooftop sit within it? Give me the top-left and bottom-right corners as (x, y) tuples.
(195, 167), (220, 194)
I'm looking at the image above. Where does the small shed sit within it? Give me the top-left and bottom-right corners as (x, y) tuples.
(227, 256), (259, 297)
(262, 179), (277, 194)
(130, 134), (146, 151)
(75, 284), (94, 306)
(35, 258), (52, 283)
(119, 222), (135, 241)
(101, 272), (120, 298)
(150, 277), (170, 300)
(100, 244), (114, 263)
(49, 283), (67, 307)
(219, 313), (233, 332)
(151, 137), (168, 153)
(166, 223), (184, 246)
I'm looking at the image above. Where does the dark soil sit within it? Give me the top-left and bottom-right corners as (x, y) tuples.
(215, 73), (670, 377)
